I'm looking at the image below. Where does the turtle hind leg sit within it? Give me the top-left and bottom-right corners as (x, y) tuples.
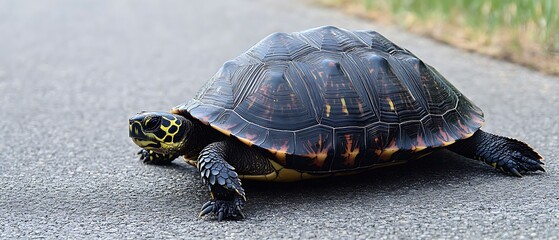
(197, 141), (246, 221)
(447, 130), (544, 177)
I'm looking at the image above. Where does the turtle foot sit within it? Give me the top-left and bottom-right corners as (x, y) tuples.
(199, 195), (245, 221)
(448, 130), (544, 177)
(494, 149), (545, 177)
(137, 149), (177, 165)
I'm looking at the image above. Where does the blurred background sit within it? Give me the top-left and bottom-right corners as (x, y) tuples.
(319, 0), (559, 75)
(1, 0), (558, 238)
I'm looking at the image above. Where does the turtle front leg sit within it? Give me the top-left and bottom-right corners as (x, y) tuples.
(197, 141), (246, 221)
(137, 149), (178, 165)
(447, 130), (544, 176)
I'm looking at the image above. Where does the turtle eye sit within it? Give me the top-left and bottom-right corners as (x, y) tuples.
(144, 116), (160, 131)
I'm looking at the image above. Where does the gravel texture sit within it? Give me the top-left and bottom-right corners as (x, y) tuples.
(0, 0), (558, 239)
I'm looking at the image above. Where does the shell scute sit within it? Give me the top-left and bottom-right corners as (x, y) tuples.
(292, 126), (334, 171)
(333, 128), (367, 170)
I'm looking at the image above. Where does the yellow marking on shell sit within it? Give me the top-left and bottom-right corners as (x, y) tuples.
(342, 134), (359, 166)
(325, 104), (331, 117)
(412, 145), (427, 151)
(387, 97), (395, 111)
(342, 149), (359, 166)
(238, 132), (257, 147)
(302, 134), (330, 168)
(314, 151), (329, 167)
(412, 136), (427, 151)
(237, 136), (254, 147)
(434, 127), (456, 147)
(270, 142), (290, 165)
(463, 131), (475, 139)
(212, 125), (232, 136)
(378, 139), (398, 161)
(274, 151), (287, 164)
(379, 147), (398, 161)
(440, 140), (456, 147)
(492, 162), (497, 168)
(340, 98), (348, 115)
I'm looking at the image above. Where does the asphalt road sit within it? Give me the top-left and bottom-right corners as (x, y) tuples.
(1, 0), (558, 239)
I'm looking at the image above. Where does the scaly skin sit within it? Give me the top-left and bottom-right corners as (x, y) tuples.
(447, 130), (544, 176)
(130, 112), (256, 221)
(197, 141), (246, 221)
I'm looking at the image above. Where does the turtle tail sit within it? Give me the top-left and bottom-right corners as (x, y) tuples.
(447, 130), (544, 177)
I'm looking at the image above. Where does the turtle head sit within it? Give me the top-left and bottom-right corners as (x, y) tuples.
(128, 111), (190, 155)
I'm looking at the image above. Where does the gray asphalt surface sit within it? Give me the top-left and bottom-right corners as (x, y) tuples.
(1, 0), (558, 239)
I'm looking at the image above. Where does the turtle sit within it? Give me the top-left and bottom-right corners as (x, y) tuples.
(128, 26), (544, 221)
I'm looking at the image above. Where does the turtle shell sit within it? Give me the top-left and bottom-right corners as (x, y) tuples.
(177, 26), (484, 172)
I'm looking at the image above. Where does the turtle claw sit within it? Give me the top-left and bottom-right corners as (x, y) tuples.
(198, 196), (245, 221)
(201, 201), (212, 210)
(199, 203), (214, 218)
(137, 149), (149, 162)
(137, 149), (177, 165)
(509, 168), (522, 177)
(236, 206), (245, 219)
(497, 152), (544, 177)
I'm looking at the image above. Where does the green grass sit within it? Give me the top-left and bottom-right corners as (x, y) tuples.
(363, 0), (558, 53)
